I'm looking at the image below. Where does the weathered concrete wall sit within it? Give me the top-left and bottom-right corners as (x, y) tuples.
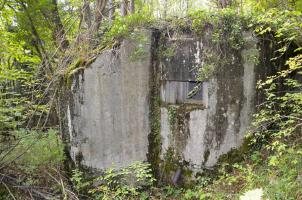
(67, 32), (152, 169)
(159, 32), (258, 171)
(66, 30), (259, 177)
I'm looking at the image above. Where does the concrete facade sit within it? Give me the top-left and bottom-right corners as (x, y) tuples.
(159, 33), (257, 170)
(67, 32), (152, 169)
(66, 30), (259, 175)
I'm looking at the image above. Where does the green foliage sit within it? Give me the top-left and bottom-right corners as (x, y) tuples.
(212, 145), (302, 199)
(252, 9), (302, 54)
(71, 168), (90, 193)
(246, 0), (302, 12)
(161, 147), (179, 179)
(245, 9), (302, 155)
(0, 129), (64, 171)
(0, 13), (42, 130)
(188, 8), (250, 85)
(196, 64), (215, 82)
(128, 32), (149, 61)
(0, 2), (73, 197)
(159, 44), (176, 59)
(64, 12), (154, 75)
(71, 162), (155, 199)
(89, 162), (155, 199)
(167, 105), (177, 131)
(148, 74), (162, 179)
(190, 8), (247, 50)
(102, 13), (154, 45)
(189, 10), (217, 36)
(249, 55), (302, 151)
(0, 129), (66, 199)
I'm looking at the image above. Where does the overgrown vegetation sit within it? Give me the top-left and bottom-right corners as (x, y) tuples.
(0, 0), (301, 199)
(71, 162), (155, 199)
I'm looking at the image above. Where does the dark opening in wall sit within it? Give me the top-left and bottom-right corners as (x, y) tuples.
(160, 80), (203, 104)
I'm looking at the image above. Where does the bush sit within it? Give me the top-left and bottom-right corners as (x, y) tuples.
(71, 161), (155, 200)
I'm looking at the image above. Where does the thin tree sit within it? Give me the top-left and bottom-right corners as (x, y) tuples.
(217, 0), (233, 8)
(130, 0), (134, 13)
(81, 0), (92, 29)
(163, 0), (168, 18)
(50, 0), (69, 51)
(91, 0), (108, 33)
(109, 0), (115, 22)
(121, 0), (127, 16)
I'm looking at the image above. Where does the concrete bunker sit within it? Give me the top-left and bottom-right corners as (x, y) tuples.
(65, 29), (260, 181)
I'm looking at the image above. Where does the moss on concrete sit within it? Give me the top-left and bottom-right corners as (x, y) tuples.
(147, 31), (162, 180)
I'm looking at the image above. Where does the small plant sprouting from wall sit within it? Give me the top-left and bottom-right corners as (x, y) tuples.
(159, 43), (177, 60)
(128, 32), (149, 61)
(129, 45), (148, 61)
(168, 105), (177, 133)
(243, 48), (260, 65)
(196, 63), (216, 82)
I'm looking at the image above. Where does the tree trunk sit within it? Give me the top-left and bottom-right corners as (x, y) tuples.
(109, 0), (115, 22)
(120, 0), (127, 16)
(81, 0), (92, 29)
(163, 0), (167, 18)
(130, 0), (134, 14)
(218, 0), (232, 8)
(91, 0), (108, 33)
(76, 0), (92, 45)
(50, 0), (69, 51)
(39, 0), (69, 51)
(20, 1), (52, 74)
